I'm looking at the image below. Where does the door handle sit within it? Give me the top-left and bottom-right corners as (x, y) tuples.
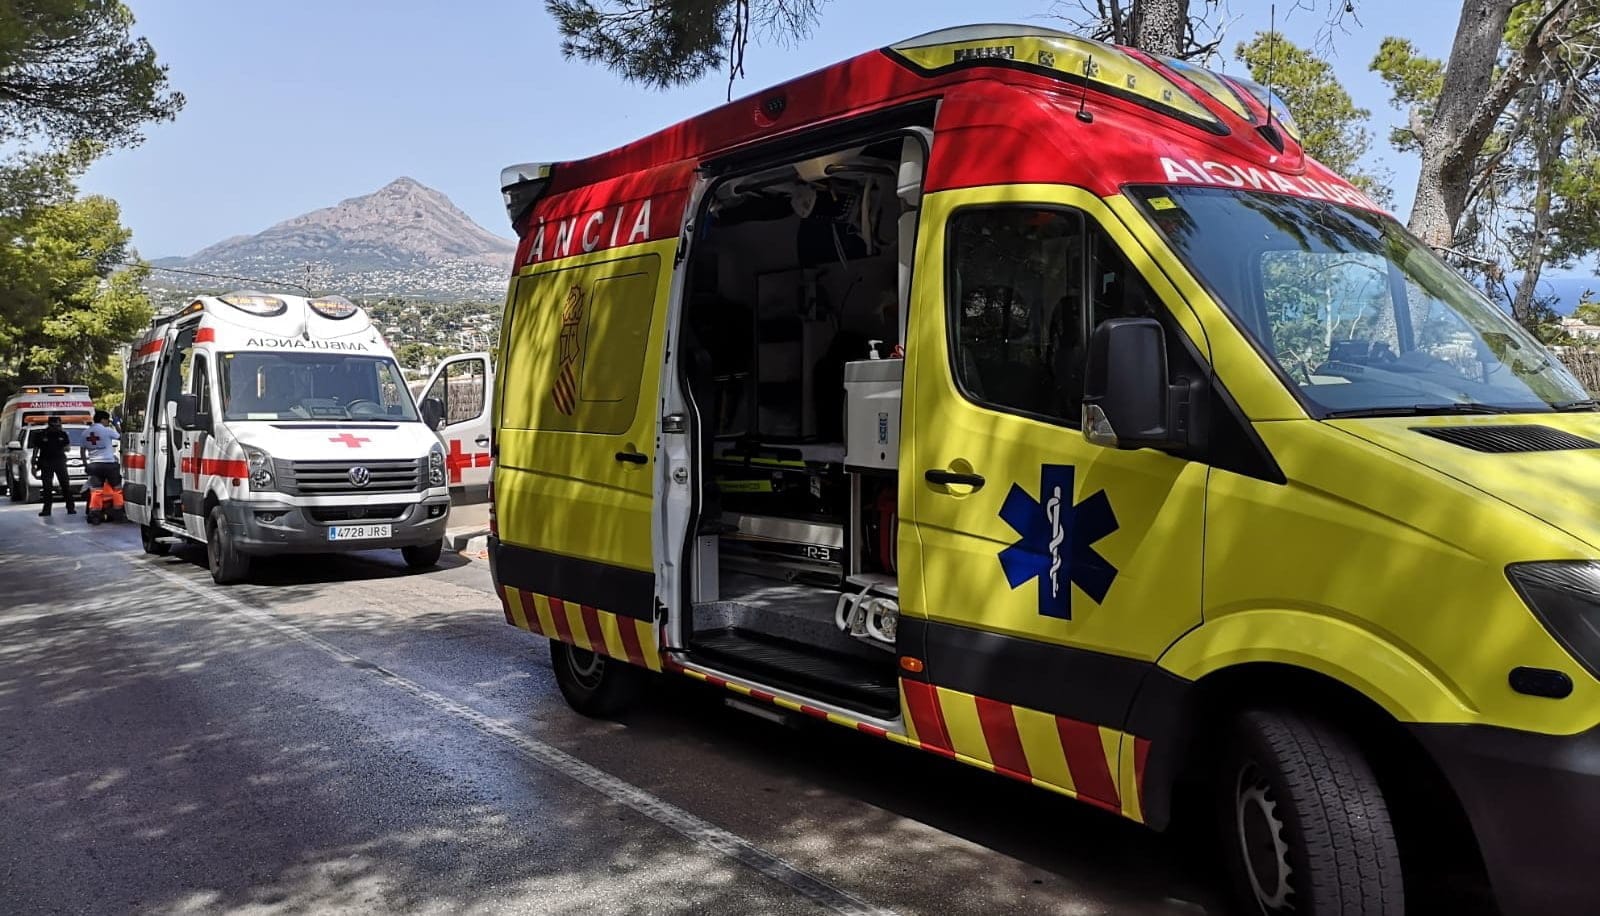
(474, 435), (490, 447)
(925, 468), (985, 490)
(615, 450), (649, 465)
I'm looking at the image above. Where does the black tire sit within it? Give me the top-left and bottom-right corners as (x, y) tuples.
(1219, 708), (1404, 916)
(401, 539), (443, 570)
(206, 505), (251, 585)
(550, 640), (645, 718)
(141, 524), (169, 556)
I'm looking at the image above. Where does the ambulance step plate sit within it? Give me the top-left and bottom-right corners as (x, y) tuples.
(688, 627), (899, 718)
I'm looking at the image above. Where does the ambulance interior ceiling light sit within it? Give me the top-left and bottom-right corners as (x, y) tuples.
(309, 295), (358, 320)
(218, 291), (288, 317)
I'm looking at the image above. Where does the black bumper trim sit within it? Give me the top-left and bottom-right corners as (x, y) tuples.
(489, 537), (655, 621)
(1411, 721), (1600, 915)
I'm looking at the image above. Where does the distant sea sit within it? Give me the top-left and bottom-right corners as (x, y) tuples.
(1540, 276), (1596, 315)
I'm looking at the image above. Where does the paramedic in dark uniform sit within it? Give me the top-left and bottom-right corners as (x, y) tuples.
(35, 415), (75, 516)
(82, 410), (122, 495)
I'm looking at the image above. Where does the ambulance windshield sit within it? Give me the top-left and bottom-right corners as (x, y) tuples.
(1131, 186), (1591, 416)
(218, 352), (419, 422)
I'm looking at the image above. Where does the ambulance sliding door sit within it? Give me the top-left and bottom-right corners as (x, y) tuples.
(494, 250), (671, 626)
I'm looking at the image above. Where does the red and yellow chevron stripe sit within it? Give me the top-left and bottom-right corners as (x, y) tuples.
(499, 585), (662, 671)
(504, 585), (1153, 823)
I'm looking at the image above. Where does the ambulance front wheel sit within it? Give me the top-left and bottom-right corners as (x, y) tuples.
(206, 505), (252, 585)
(1218, 708), (1404, 916)
(401, 540), (443, 570)
(550, 641), (645, 718)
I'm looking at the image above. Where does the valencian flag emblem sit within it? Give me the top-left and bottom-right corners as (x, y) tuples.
(552, 285), (585, 415)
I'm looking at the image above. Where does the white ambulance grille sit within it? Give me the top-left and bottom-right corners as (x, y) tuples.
(277, 459), (422, 495)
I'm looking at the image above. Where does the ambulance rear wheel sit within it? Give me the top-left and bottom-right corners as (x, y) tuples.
(401, 540), (443, 569)
(551, 641), (644, 718)
(141, 524), (169, 556)
(206, 505), (251, 585)
(1219, 708), (1403, 916)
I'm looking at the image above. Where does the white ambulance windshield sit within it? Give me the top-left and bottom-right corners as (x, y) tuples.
(26, 427), (89, 447)
(219, 353), (419, 422)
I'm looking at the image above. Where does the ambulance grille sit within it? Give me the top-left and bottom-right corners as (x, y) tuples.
(276, 458), (423, 495)
(1413, 425), (1600, 453)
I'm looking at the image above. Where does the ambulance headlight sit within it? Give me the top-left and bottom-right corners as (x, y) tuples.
(427, 444), (445, 487)
(1509, 562), (1600, 680)
(244, 446), (275, 491)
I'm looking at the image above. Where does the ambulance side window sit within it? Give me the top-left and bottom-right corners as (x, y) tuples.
(193, 355), (213, 419)
(948, 207), (1087, 424)
(124, 364), (154, 433)
(445, 358), (485, 423)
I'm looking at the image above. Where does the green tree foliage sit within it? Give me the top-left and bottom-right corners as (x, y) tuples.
(0, 0), (183, 149)
(1237, 31), (1387, 203)
(547, 0), (822, 92)
(0, 155), (154, 394)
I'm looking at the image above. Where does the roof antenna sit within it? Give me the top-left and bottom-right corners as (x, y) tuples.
(1256, 7), (1286, 152)
(1075, 54), (1095, 124)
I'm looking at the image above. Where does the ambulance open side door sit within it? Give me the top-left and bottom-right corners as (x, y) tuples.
(419, 352), (492, 499)
(150, 321), (198, 529)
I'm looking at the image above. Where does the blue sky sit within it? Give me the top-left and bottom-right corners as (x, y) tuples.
(82, 0), (1486, 261)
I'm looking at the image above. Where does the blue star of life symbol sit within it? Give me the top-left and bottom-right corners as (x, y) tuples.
(998, 464), (1119, 620)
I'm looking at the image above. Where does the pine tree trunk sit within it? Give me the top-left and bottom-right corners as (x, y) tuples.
(1405, 0), (1516, 248)
(1130, 0), (1187, 57)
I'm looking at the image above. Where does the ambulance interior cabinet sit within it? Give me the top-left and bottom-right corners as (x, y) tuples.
(843, 358), (902, 472)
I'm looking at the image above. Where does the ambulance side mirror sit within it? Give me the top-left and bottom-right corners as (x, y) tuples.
(1082, 317), (1188, 452)
(175, 394), (210, 433)
(6, 440), (19, 451)
(421, 397), (445, 431)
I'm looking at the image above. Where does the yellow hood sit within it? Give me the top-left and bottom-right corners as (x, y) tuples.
(1332, 412), (1600, 553)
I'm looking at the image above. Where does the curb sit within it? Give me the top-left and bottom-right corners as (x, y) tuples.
(446, 526), (490, 552)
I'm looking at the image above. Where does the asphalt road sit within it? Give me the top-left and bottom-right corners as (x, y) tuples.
(0, 500), (1236, 915)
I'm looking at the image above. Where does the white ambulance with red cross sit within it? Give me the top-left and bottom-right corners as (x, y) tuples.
(416, 351), (493, 500)
(123, 292), (451, 583)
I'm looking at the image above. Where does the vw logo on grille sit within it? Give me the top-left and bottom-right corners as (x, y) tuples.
(348, 466), (371, 488)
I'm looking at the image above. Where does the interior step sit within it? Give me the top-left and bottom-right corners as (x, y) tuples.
(688, 627), (900, 718)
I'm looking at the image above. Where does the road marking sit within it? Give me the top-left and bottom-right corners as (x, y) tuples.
(138, 561), (897, 916)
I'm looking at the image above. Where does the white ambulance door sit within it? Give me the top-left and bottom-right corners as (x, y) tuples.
(122, 355), (159, 526)
(420, 352), (491, 497)
(151, 324), (196, 526)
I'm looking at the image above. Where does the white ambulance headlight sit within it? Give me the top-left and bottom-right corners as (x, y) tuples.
(309, 295), (358, 319)
(244, 446), (270, 469)
(220, 292), (288, 317)
(427, 444), (445, 486)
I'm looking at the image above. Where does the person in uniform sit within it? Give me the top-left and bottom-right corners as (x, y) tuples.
(35, 416), (75, 517)
(82, 410), (122, 496)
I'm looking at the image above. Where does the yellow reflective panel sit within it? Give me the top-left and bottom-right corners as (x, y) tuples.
(1152, 55), (1254, 122)
(889, 32), (1222, 131)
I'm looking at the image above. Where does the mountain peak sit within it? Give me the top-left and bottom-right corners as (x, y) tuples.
(163, 178), (515, 301)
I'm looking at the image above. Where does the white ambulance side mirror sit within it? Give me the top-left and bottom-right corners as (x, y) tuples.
(6, 440), (19, 450)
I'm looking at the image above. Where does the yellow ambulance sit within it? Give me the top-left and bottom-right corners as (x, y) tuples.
(488, 25), (1600, 915)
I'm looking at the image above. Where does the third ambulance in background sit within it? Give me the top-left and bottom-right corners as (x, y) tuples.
(1, 384), (96, 502)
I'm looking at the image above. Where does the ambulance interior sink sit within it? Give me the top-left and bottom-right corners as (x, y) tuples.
(678, 132), (917, 718)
